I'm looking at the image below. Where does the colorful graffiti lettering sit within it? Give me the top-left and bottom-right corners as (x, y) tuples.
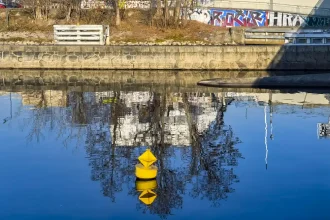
(268, 12), (304, 26)
(209, 9), (267, 27)
(188, 9), (330, 28)
(268, 11), (330, 27)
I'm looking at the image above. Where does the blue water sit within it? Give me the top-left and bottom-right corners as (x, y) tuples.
(1, 90), (330, 220)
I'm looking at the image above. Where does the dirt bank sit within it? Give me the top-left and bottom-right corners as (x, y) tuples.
(0, 9), (245, 45)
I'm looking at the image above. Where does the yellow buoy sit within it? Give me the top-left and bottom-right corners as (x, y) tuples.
(138, 190), (157, 205)
(135, 164), (158, 180)
(135, 149), (158, 180)
(138, 149), (157, 167)
(136, 179), (157, 191)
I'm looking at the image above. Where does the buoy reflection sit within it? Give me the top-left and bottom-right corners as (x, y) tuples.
(138, 189), (157, 205)
(136, 179), (157, 206)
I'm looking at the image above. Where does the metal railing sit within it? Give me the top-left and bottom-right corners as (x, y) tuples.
(53, 25), (110, 45)
(244, 28), (298, 41)
(285, 31), (330, 44)
(245, 28), (330, 44)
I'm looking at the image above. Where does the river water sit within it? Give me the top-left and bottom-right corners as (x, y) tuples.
(1, 82), (330, 219)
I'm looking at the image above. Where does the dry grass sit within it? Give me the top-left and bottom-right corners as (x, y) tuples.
(0, 8), (232, 44)
(109, 10), (227, 43)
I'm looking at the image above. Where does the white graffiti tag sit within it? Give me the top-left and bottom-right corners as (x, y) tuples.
(188, 9), (211, 24)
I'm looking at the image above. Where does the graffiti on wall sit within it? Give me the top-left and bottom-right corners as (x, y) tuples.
(188, 9), (267, 27)
(126, 1), (150, 9)
(197, 0), (214, 7)
(81, 0), (108, 9)
(188, 9), (211, 24)
(268, 11), (330, 27)
(81, 0), (150, 9)
(188, 8), (330, 28)
(210, 9), (267, 27)
(268, 12), (304, 26)
(78, 1), (330, 28)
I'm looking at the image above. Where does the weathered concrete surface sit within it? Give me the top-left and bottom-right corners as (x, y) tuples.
(0, 69), (281, 87)
(0, 69), (290, 93)
(0, 69), (314, 94)
(0, 45), (330, 70)
(198, 74), (330, 88)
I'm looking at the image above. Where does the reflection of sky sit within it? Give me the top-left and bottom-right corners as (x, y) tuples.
(1, 92), (330, 219)
(225, 103), (330, 219)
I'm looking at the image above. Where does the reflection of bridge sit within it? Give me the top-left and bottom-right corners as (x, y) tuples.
(225, 92), (330, 107)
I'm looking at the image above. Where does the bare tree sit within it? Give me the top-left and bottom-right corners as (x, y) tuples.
(22, 0), (82, 21)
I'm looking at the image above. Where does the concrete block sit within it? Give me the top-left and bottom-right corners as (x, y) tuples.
(251, 46), (268, 53)
(165, 46), (179, 53)
(63, 46), (82, 53)
(206, 46), (223, 53)
(222, 46), (237, 53)
(81, 46), (95, 53)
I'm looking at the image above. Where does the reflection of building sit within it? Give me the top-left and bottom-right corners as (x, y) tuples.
(0, 91), (9, 96)
(318, 117), (330, 139)
(19, 90), (67, 107)
(96, 91), (220, 147)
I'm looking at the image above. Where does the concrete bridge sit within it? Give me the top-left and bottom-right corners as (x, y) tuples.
(205, 0), (330, 16)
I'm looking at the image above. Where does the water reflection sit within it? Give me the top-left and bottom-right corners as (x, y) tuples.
(2, 87), (330, 218)
(0, 88), (242, 216)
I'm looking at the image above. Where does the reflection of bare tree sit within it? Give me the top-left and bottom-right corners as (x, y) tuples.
(85, 91), (137, 202)
(23, 90), (85, 147)
(132, 91), (242, 217)
(182, 93), (241, 207)
(149, 91), (186, 218)
(12, 89), (243, 218)
(25, 90), (52, 142)
(69, 92), (87, 125)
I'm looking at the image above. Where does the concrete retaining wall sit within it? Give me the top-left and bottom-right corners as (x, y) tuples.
(0, 69), (276, 86)
(0, 45), (329, 70)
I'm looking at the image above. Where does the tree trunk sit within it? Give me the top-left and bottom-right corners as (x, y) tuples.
(66, 6), (72, 22)
(78, 6), (82, 22)
(164, 0), (169, 27)
(151, 0), (162, 26)
(149, 0), (153, 26)
(5, 8), (9, 27)
(115, 5), (121, 26)
(174, 0), (181, 26)
(35, 5), (42, 20)
(45, 3), (49, 21)
(155, 0), (162, 16)
(182, 0), (188, 26)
